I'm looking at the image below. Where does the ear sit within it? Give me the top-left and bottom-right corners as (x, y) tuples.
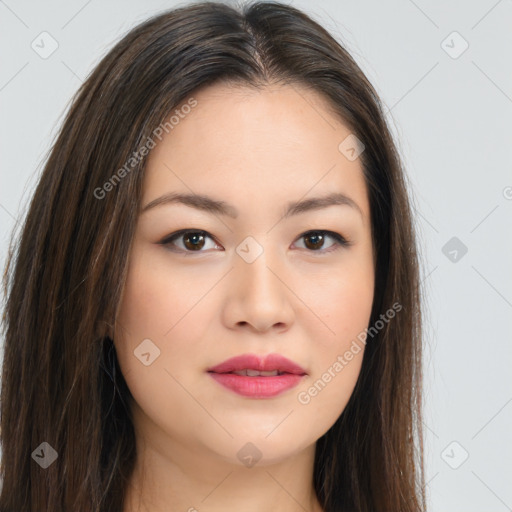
(95, 319), (115, 340)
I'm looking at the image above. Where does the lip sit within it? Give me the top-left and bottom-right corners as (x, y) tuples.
(207, 353), (307, 375)
(207, 353), (307, 398)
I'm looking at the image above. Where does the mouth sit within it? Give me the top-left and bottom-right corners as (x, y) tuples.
(223, 369), (289, 377)
(207, 353), (307, 375)
(207, 353), (307, 398)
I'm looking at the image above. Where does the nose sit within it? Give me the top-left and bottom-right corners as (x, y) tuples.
(221, 247), (295, 333)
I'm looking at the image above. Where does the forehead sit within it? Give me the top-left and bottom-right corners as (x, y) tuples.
(143, 82), (370, 223)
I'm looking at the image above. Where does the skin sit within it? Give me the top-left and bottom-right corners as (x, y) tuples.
(114, 81), (375, 512)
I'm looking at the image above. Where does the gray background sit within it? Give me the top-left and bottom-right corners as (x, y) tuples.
(1, 0), (511, 510)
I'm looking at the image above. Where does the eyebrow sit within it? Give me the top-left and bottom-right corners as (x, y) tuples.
(141, 191), (363, 220)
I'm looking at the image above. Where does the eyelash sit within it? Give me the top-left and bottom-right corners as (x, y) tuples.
(159, 229), (351, 256)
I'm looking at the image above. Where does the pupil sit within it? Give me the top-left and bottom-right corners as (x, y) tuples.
(185, 232), (204, 250)
(306, 232), (323, 250)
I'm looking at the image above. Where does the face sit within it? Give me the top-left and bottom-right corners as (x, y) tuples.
(113, 82), (375, 468)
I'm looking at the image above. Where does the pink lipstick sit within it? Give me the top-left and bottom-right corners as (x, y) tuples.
(207, 353), (307, 398)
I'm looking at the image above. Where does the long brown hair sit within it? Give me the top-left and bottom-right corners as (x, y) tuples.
(0, 1), (426, 510)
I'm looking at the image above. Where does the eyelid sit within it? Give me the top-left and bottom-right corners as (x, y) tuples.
(293, 230), (351, 252)
(159, 229), (221, 255)
(159, 229), (351, 255)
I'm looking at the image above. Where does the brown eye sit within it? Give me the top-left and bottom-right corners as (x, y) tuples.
(160, 229), (349, 256)
(160, 230), (219, 254)
(303, 232), (325, 250)
(295, 230), (349, 253)
(182, 231), (206, 251)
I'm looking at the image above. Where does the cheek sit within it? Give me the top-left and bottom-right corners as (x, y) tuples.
(303, 243), (374, 347)
(112, 251), (206, 436)
(321, 270), (374, 340)
(294, 249), (374, 418)
(115, 244), (208, 341)
(113, 246), (218, 399)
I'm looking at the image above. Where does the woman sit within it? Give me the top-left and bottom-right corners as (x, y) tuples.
(0, 1), (426, 510)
